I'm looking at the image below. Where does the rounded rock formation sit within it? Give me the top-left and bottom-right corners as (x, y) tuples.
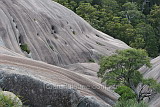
(0, 0), (129, 66)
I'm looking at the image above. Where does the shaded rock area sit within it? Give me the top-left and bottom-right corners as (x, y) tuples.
(77, 96), (108, 107)
(0, 0), (129, 66)
(0, 72), (80, 107)
(139, 56), (160, 107)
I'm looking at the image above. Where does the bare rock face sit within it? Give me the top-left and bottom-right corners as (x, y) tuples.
(139, 56), (160, 107)
(64, 63), (102, 83)
(0, 0), (129, 66)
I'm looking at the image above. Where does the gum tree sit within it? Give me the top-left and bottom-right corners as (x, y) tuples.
(98, 48), (160, 102)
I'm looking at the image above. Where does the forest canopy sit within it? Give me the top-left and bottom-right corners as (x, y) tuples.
(54, 0), (160, 58)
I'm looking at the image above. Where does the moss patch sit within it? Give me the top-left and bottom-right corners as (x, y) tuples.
(20, 44), (30, 54)
(88, 59), (95, 63)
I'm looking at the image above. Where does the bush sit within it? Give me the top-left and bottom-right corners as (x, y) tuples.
(88, 59), (95, 63)
(114, 99), (148, 107)
(20, 44), (30, 54)
(0, 91), (22, 107)
(115, 86), (136, 101)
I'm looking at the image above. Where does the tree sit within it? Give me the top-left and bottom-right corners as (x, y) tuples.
(119, 2), (145, 26)
(98, 48), (160, 103)
(115, 0), (129, 6)
(148, 5), (160, 53)
(105, 17), (135, 44)
(134, 0), (160, 15)
(130, 34), (145, 49)
(148, 5), (160, 36)
(76, 2), (98, 25)
(101, 0), (120, 13)
(135, 23), (159, 57)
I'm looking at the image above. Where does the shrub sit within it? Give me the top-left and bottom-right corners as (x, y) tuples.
(115, 86), (136, 101)
(88, 59), (95, 63)
(114, 99), (148, 107)
(20, 44), (30, 54)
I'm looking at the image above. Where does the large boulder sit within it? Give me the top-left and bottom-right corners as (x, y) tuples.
(0, 0), (129, 66)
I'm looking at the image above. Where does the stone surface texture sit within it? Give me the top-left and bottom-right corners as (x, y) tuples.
(0, 0), (129, 66)
(0, 0), (130, 106)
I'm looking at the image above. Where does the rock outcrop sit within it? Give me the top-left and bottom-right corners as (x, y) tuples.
(0, 0), (130, 106)
(0, 0), (129, 66)
(0, 47), (117, 106)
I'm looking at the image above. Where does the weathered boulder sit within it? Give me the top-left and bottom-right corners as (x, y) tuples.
(0, 72), (81, 107)
(0, 0), (129, 66)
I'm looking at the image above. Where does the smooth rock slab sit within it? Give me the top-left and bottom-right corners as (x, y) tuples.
(0, 0), (129, 66)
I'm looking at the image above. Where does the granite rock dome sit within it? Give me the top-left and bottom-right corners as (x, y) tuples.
(0, 0), (129, 66)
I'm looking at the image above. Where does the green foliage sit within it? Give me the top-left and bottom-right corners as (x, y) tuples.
(98, 48), (160, 103)
(20, 44), (30, 54)
(0, 91), (22, 107)
(134, 23), (158, 57)
(148, 5), (160, 53)
(149, 5), (160, 28)
(49, 45), (54, 50)
(105, 17), (135, 44)
(130, 34), (145, 49)
(120, 2), (145, 26)
(88, 59), (95, 63)
(142, 78), (160, 92)
(115, 86), (136, 101)
(114, 99), (148, 107)
(76, 2), (99, 28)
(98, 49), (151, 87)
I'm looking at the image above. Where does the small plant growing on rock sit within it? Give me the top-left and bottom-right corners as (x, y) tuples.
(72, 31), (76, 35)
(20, 44), (30, 54)
(114, 99), (148, 107)
(88, 59), (95, 63)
